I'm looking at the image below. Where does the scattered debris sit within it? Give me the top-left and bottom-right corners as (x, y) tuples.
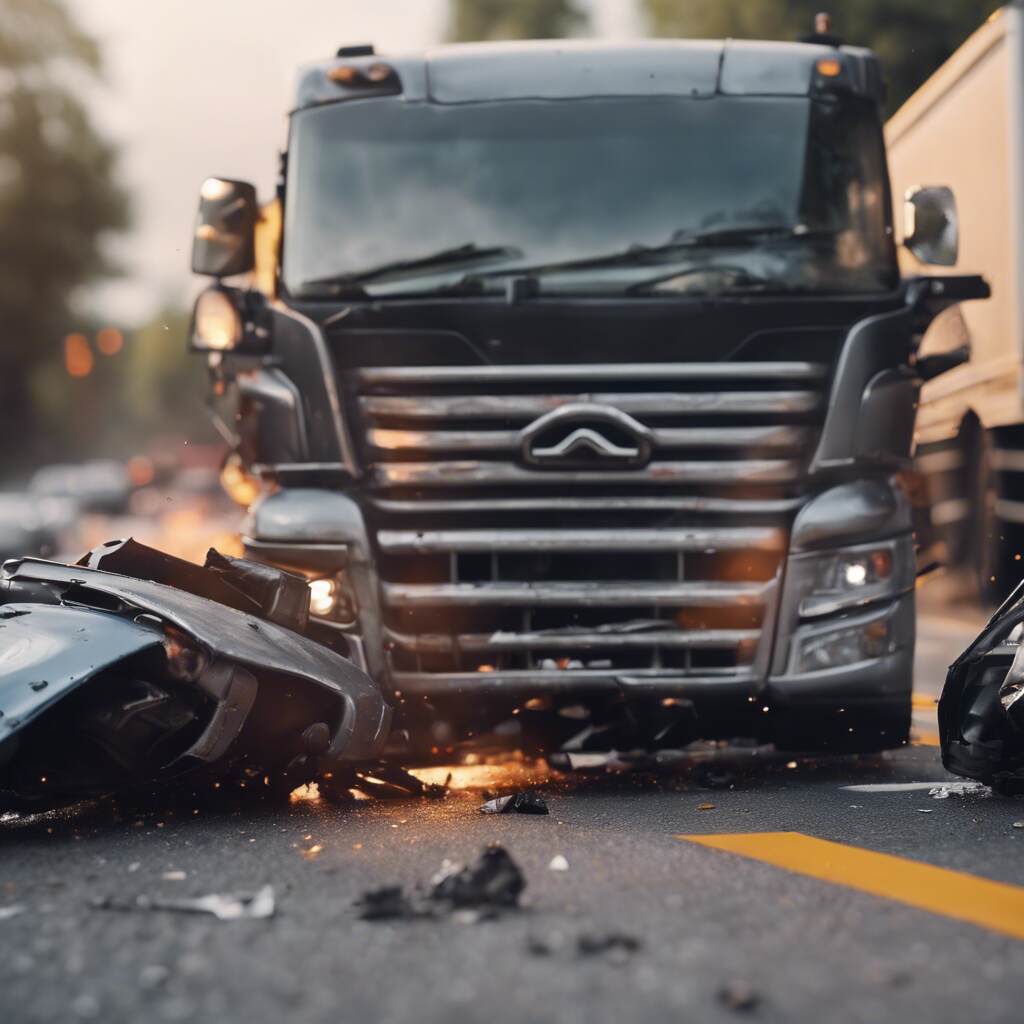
(576, 932), (642, 961)
(548, 854), (569, 872)
(0, 905), (25, 921)
(160, 870), (186, 881)
(694, 764), (736, 790)
(356, 845), (527, 923)
(355, 886), (424, 921)
(697, 802), (716, 811)
(717, 980), (761, 1013)
(430, 845), (525, 908)
(928, 782), (991, 799)
(96, 885), (275, 920)
(479, 791), (549, 815)
(842, 782), (980, 793)
(1013, 821), (1024, 829)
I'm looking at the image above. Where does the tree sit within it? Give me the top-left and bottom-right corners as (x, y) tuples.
(641, 0), (1002, 111)
(447, 0), (588, 42)
(0, 0), (129, 469)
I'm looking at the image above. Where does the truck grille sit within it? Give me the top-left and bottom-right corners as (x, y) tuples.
(353, 361), (827, 695)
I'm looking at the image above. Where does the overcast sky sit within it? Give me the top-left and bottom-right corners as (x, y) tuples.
(67, 0), (643, 324)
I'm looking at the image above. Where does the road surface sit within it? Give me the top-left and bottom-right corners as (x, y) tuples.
(3, 601), (1024, 1024)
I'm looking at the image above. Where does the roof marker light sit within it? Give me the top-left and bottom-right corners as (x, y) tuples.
(816, 57), (842, 78)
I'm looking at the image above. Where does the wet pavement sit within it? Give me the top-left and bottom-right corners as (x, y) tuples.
(3, 602), (1024, 1024)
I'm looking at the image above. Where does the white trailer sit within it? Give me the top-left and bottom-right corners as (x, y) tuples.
(887, 3), (1024, 597)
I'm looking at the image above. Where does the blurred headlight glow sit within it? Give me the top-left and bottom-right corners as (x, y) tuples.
(308, 578), (337, 617)
(192, 288), (241, 351)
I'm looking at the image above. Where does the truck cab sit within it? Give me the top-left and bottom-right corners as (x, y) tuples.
(188, 37), (984, 761)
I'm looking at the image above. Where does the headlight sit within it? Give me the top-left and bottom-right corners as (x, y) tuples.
(191, 287), (241, 351)
(308, 577), (337, 617)
(788, 536), (915, 620)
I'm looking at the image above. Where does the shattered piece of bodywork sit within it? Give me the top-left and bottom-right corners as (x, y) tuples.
(429, 845), (525, 908)
(548, 854), (569, 872)
(0, 549), (390, 812)
(939, 582), (1024, 789)
(479, 791), (549, 815)
(0, 905), (25, 920)
(355, 886), (426, 921)
(76, 538), (310, 631)
(694, 764), (737, 790)
(576, 932), (642, 960)
(346, 764), (449, 801)
(717, 981), (761, 1013)
(928, 782), (990, 799)
(98, 886), (275, 920)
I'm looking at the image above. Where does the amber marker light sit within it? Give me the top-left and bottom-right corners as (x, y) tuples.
(327, 65), (362, 85)
(816, 58), (842, 78)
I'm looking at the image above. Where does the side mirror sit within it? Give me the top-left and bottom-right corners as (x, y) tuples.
(903, 186), (958, 267)
(192, 177), (258, 278)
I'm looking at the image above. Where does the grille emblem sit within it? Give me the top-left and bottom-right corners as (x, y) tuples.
(519, 404), (653, 469)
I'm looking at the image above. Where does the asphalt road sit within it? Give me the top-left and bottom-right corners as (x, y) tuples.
(4, 602), (1024, 1024)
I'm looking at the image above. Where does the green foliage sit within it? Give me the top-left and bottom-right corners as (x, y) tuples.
(641, 0), (1002, 111)
(447, 0), (588, 42)
(0, 0), (129, 469)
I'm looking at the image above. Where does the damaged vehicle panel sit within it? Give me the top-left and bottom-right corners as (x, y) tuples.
(939, 582), (1024, 791)
(187, 37), (990, 759)
(0, 542), (390, 812)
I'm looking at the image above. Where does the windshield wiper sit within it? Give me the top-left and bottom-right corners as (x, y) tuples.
(461, 225), (832, 281)
(298, 243), (522, 296)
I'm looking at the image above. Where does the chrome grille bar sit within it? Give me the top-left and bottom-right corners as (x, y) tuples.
(367, 424), (812, 453)
(359, 391), (822, 420)
(382, 580), (771, 608)
(385, 626), (760, 653)
(356, 361), (828, 384)
(371, 459), (799, 487)
(378, 526), (785, 553)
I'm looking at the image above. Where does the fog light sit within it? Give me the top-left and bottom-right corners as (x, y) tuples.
(308, 578), (337, 617)
(793, 618), (894, 674)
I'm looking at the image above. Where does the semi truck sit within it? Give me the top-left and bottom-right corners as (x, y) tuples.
(186, 32), (986, 761)
(888, 3), (1024, 601)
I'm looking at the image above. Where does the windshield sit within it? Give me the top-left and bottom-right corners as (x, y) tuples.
(283, 94), (896, 298)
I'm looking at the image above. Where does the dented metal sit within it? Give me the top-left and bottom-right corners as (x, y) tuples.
(0, 541), (390, 812)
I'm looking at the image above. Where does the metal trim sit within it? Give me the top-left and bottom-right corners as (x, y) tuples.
(382, 579), (772, 608)
(359, 391), (822, 419)
(371, 458), (799, 487)
(355, 361), (828, 384)
(377, 526), (785, 553)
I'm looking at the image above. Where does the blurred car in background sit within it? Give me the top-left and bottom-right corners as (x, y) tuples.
(0, 492), (77, 561)
(29, 459), (132, 515)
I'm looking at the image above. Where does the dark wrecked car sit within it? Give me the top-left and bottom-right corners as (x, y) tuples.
(939, 582), (1024, 792)
(0, 539), (390, 813)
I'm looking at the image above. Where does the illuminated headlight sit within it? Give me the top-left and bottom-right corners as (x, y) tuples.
(308, 577), (337, 617)
(191, 287), (241, 351)
(789, 536), (915, 619)
(792, 614), (895, 674)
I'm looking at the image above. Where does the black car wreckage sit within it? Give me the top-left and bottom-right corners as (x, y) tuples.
(940, 581), (1024, 793)
(0, 539), (391, 813)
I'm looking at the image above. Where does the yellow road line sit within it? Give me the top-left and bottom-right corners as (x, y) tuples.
(912, 692), (938, 711)
(676, 832), (1024, 941)
(911, 729), (941, 747)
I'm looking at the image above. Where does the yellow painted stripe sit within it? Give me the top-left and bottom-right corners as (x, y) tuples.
(911, 729), (941, 747)
(677, 832), (1024, 941)
(912, 692), (938, 711)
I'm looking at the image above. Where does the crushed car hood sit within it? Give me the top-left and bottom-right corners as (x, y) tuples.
(0, 543), (391, 812)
